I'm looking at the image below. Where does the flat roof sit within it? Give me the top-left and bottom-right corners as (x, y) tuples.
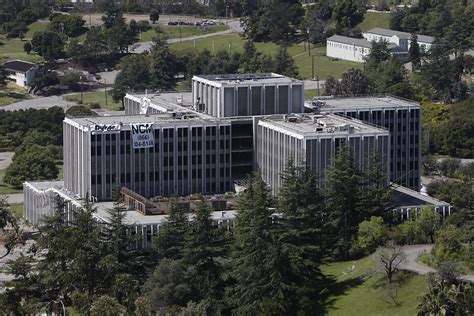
(327, 35), (372, 48)
(65, 113), (227, 128)
(258, 113), (389, 139)
(193, 73), (302, 86)
(309, 96), (419, 110)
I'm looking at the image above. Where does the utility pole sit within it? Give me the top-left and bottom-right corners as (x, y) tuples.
(307, 30), (311, 56)
(312, 55), (314, 80)
(317, 75), (320, 96)
(104, 78), (108, 108)
(80, 75), (83, 103)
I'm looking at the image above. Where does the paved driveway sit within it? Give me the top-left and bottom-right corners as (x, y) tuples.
(399, 245), (474, 283)
(2, 96), (75, 111)
(0, 152), (14, 170)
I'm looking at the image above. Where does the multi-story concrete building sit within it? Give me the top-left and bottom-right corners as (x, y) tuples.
(63, 113), (232, 201)
(191, 73), (304, 117)
(255, 113), (391, 195)
(308, 96), (421, 190)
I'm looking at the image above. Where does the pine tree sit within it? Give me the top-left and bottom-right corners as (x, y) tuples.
(229, 174), (298, 314)
(277, 160), (327, 313)
(274, 45), (298, 78)
(183, 197), (226, 312)
(408, 33), (421, 70)
(361, 149), (393, 222)
(241, 40), (261, 73)
(324, 145), (362, 260)
(155, 200), (188, 260)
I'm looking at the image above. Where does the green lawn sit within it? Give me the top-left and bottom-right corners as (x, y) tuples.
(0, 83), (31, 106)
(25, 21), (49, 39)
(9, 203), (23, 218)
(64, 91), (122, 111)
(140, 24), (230, 42)
(323, 255), (428, 315)
(358, 12), (391, 32)
(0, 38), (44, 64)
(0, 168), (22, 195)
(171, 34), (363, 79)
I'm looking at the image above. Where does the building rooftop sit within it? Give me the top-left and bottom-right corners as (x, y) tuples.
(193, 73), (302, 86)
(258, 113), (389, 139)
(65, 112), (227, 129)
(327, 35), (372, 48)
(392, 184), (450, 207)
(364, 28), (435, 44)
(306, 96), (419, 110)
(3, 60), (37, 73)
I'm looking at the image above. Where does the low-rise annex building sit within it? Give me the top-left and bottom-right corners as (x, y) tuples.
(2, 60), (39, 88)
(327, 28), (435, 63)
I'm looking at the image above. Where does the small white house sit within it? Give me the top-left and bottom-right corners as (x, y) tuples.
(326, 35), (372, 62)
(2, 60), (39, 88)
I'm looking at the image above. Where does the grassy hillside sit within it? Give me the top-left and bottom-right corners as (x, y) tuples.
(323, 254), (428, 315)
(171, 34), (363, 79)
(358, 12), (391, 32)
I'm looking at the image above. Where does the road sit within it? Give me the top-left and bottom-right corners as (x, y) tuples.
(399, 245), (474, 283)
(0, 152), (14, 170)
(131, 19), (243, 54)
(1, 96), (75, 111)
(303, 79), (326, 90)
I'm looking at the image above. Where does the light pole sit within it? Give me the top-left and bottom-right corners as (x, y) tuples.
(104, 78), (108, 108)
(307, 29), (311, 56)
(80, 75), (83, 103)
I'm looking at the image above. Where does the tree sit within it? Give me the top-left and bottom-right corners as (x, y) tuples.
(149, 39), (178, 90)
(333, 0), (363, 30)
(90, 295), (126, 316)
(365, 40), (391, 71)
(415, 207), (439, 244)
(23, 41), (32, 54)
(241, 40), (260, 73)
(30, 66), (59, 93)
(4, 144), (59, 188)
(338, 68), (372, 96)
(324, 144), (363, 259)
(0, 197), (23, 259)
(274, 45), (298, 78)
(277, 160), (327, 313)
(112, 54), (151, 103)
(357, 216), (386, 253)
(229, 174), (298, 314)
(324, 76), (340, 95)
(0, 65), (7, 87)
(142, 258), (192, 310)
(377, 241), (406, 284)
(30, 31), (64, 61)
(418, 269), (474, 315)
(155, 201), (188, 260)
(150, 8), (160, 24)
(408, 33), (421, 70)
(434, 224), (463, 261)
(182, 197), (226, 312)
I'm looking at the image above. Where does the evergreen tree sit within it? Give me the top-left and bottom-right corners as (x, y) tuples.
(408, 33), (421, 70)
(333, 0), (363, 31)
(241, 40), (261, 73)
(183, 197), (226, 312)
(338, 68), (373, 96)
(155, 201), (188, 260)
(0, 65), (7, 87)
(277, 160), (327, 313)
(274, 45), (298, 78)
(361, 150), (393, 222)
(324, 145), (363, 260)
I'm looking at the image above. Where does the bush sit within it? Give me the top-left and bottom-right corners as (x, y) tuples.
(89, 102), (100, 109)
(434, 225), (463, 261)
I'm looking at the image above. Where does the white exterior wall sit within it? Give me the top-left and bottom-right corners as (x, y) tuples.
(327, 41), (369, 63)
(7, 68), (37, 88)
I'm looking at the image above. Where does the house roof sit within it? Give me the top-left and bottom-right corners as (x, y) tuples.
(365, 28), (435, 44)
(2, 60), (37, 73)
(327, 35), (372, 48)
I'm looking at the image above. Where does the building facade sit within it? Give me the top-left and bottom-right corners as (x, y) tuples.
(327, 35), (372, 62)
(63, 114), (232, 201)
(309, 96), (421, 190)
(255, 114), (391, 195)
(2, 60), (38, 88)
(363, 28), (434, 52)
(192, 73), (304, 117)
